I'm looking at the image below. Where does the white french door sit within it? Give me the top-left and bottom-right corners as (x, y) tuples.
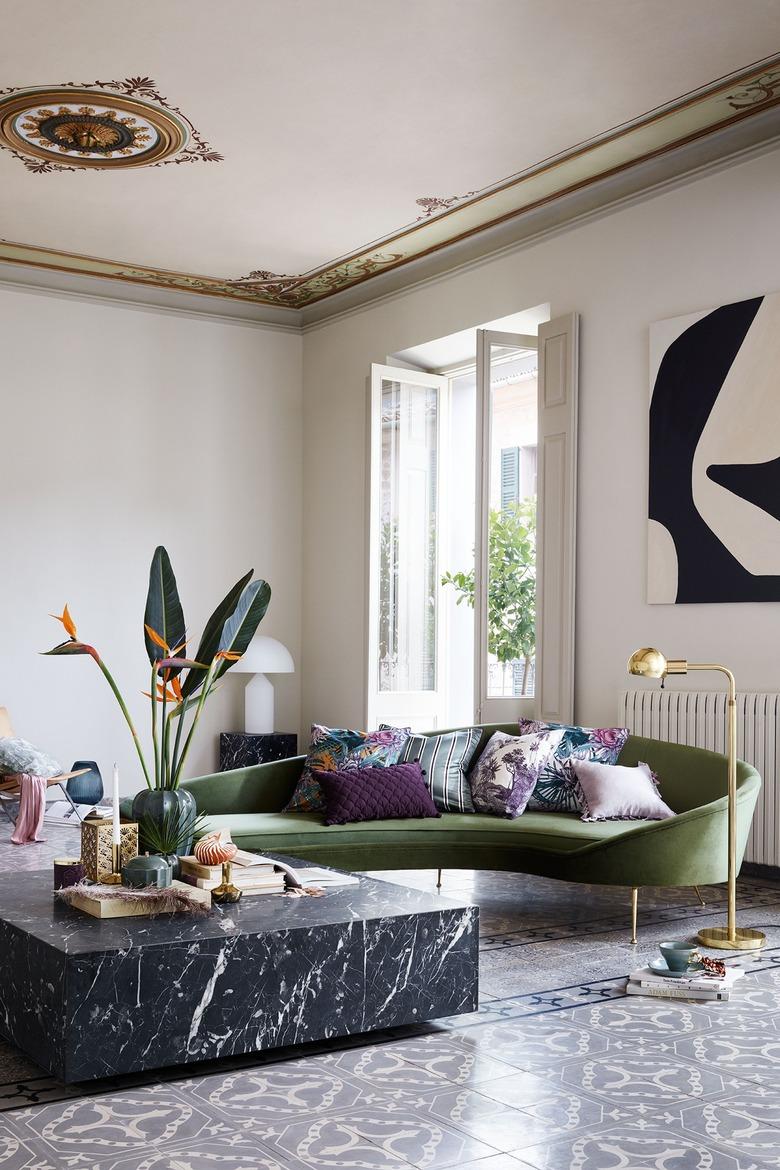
(475, 329), (539, 725)
(366, 314), (578, 733)
(367, 365), (449, 731)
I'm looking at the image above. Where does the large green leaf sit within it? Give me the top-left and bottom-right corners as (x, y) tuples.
(215, 579), (271, 680)
(144, 547), (186, 672)
(180, 569), (252, 700)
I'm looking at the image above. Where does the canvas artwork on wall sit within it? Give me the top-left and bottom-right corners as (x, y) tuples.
(648, 292), (780, 604)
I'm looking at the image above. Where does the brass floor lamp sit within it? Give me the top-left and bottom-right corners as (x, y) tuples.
(627, 648), (765, 952)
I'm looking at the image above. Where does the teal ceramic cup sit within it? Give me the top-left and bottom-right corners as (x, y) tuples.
(659, 940), (697, 972)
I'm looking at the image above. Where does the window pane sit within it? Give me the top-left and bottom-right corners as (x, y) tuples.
(486, 347), (537, 698)
(378, 379), (438, 692)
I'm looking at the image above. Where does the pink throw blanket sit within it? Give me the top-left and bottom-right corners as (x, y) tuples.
(10, 773), (47, 844)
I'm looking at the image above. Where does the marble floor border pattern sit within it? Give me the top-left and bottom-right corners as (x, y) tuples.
(479, 883), (780, 950)
(3, 969), (780, 1168)
(1, 934), (780, 1115)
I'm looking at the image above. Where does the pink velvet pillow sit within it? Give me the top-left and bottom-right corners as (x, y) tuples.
(571, 759), (675, 823)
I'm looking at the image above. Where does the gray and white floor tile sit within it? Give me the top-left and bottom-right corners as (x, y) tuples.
(3, 825), (780, 1168)
(510, 1118), (778, 1170)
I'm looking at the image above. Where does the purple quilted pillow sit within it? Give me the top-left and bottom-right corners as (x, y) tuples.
(314, 762), (441, 826)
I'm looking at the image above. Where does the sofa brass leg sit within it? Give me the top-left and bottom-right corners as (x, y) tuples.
(436, 868), (442, 891)
(693, 885), (706, 906)
(630, 887), (639, 944)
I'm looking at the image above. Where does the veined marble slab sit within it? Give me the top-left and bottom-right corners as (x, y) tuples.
(0, 860), (478, 1082)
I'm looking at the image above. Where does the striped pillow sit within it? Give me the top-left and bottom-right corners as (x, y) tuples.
(400, 729), (482, 813)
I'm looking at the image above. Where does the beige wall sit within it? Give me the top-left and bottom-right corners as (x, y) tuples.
(301, 146), (780, 735)
(4, 145), (780, 792)
(0, 288), (302, 794)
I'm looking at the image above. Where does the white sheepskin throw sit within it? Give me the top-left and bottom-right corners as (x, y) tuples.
(0, 737), (62, 778)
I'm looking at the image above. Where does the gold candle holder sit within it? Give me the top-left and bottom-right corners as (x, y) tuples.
(212, 860), (242, 904)
(102, 842), (123, 885)
(80, 817), (138, 883)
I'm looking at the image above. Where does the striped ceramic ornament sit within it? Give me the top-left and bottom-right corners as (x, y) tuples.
(194, 829), (237, 866)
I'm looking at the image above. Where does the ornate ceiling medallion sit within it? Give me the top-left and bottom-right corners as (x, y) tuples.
(0, 79), (222, 172)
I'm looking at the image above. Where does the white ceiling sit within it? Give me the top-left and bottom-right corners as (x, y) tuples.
(1, 0), (779, 284)
(392, 307), (550, 371)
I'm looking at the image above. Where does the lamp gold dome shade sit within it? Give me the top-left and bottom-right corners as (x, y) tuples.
(627, 648), (688, 678)
(626, 647), (764, 952)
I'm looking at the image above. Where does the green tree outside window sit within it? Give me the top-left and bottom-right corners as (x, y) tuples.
(442, 499), (535, 696)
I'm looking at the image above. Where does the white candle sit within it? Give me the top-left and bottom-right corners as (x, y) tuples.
(112, 764), (121, 845)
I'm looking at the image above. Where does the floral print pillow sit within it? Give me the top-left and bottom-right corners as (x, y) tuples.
(284, 724), (410, 813)
(519, 720), (630, 813)
(470, 729), (565, 819)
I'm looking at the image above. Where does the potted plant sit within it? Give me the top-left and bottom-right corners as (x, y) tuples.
(135, 804), (209, 879)
(45, 546), (271, 859)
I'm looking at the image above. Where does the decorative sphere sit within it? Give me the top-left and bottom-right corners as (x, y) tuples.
(194, 829), (237, 866)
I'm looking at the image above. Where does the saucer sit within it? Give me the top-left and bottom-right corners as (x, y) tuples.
(650, 957), (703, 978)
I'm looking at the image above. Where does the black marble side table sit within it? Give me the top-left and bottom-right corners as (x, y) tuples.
(219, 732), (298, 771)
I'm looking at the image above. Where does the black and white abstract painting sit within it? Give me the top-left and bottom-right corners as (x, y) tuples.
(648, 293), (780, 604)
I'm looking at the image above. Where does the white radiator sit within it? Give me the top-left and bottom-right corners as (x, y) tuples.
(619, 689), (780, 867)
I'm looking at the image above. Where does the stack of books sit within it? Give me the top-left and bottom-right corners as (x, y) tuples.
(179, 851), (286, 896)
(626, 964), (745, 1001)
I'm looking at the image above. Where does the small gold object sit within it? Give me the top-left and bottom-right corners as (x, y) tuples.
(80, 818), (137, 883)
(102, 842), (123, 885)
(211, 860), (242, 904)
(628, 648), (765, 951)
(627, 648), (688, 678)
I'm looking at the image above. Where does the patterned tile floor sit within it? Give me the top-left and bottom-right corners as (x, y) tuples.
(2, 821), (780, 1168)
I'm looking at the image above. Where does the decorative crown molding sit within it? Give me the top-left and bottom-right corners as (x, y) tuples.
(1, 56), (779, 309)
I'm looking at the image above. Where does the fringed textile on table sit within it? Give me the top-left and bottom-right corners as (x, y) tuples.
(55, 882), (210, 915)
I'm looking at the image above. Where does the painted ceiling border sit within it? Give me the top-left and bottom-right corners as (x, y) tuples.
(0, 263), (302, 331)
(1, 54), (779, 323)
(300, 113), (780, 330)
(3, 119), (779, 333)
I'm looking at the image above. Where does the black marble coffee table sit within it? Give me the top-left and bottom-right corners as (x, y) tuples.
(0, 861), (478, 1082)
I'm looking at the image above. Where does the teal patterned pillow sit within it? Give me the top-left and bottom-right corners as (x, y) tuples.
(284, 725), (409, 813)
(400, 728), (481, 813)
(519, 720), (629, 813)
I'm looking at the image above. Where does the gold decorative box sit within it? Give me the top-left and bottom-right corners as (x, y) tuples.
(80, 818), (138, 882)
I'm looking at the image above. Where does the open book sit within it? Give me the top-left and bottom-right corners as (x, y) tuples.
(181, 851), (360, 890)
(255, 856), (360, 889)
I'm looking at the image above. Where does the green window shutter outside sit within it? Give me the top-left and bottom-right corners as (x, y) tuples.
(501, 447), (520, 511)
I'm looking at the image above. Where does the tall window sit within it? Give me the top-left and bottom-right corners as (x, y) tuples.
(368, 315), (578, 730)
(368, 367), (447, 730)
(485, 349), (538, 701)
(378, 379), (439, 693)
(476, 331), (539, 723)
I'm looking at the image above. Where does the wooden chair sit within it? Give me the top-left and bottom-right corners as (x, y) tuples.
(0, 708), (89, 824)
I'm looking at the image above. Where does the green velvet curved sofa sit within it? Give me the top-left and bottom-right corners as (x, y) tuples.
(183, 724), (761, 905)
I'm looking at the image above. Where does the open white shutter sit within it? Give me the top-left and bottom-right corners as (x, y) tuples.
(535, 313), (579, 723)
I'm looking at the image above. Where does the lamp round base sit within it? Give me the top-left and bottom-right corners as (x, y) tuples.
(696, 925), (766, 951)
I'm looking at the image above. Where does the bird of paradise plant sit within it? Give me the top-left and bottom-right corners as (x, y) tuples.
(45, 547), (271, 791)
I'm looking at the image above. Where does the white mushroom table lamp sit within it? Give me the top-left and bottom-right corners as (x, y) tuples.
(233, 636), (294, 734)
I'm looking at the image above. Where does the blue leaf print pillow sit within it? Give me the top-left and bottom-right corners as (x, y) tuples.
(285, 724), (410, 813)
(519, 720), (629, 813)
